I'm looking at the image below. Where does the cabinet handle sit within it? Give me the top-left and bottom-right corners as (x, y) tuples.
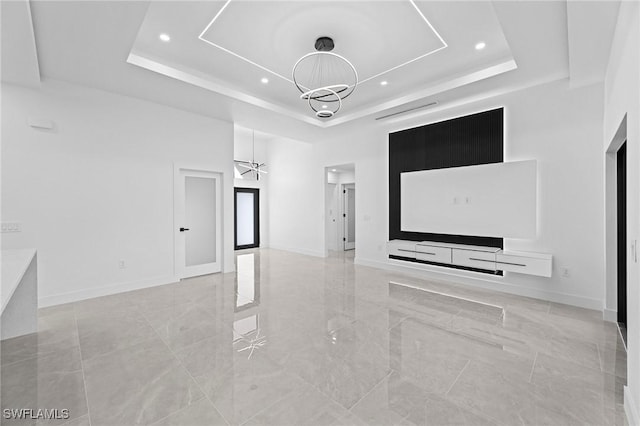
(397, 249), (416, 253)
(496, 260), (527, 267)
(416, 251), (436, 256)
(469, 257), (527, 267)
(468, 257), (495, 263)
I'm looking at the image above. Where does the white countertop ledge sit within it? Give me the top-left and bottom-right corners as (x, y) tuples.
(2, 249), (37, 313)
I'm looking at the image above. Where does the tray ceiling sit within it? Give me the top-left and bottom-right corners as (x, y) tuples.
(128, 1), (516, 127)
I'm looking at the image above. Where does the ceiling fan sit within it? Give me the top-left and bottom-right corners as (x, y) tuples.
(234, 130), (267, 180)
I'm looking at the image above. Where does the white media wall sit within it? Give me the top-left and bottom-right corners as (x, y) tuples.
(267, 79), (605, 309)
(400, 160), (537, 239)
(1, 80), (235, 306)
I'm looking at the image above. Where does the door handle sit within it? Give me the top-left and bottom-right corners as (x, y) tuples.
(179, 227), (190, 232)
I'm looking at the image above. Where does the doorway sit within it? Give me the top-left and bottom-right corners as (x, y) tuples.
(174, 167), (222, 279)
(234, 188), (260, 250)
(617, 141), (627, 331)
(324, 164), (356, 255)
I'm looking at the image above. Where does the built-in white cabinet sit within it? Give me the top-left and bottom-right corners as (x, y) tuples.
(387, 240), (552, 278)
(415, 243), (452, 264)
(496, 251), (552, 277)
(452, 247), (498, 271)
(387, 240), (417, 259)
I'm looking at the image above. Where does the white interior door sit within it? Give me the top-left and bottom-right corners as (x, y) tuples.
(343, 184), (355, 250)
(175, 168), (222, 278)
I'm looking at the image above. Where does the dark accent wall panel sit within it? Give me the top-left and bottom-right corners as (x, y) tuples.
(389, 108), (504, 248)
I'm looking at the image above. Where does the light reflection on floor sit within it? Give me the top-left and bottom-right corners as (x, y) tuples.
(0, 248), (627, 426)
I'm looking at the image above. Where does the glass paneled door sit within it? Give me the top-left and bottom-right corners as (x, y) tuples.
(234, 188), (260, 250)
(174, 168), (222, 278)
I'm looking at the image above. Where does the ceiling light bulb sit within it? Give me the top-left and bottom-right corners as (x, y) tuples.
(159, 33), (171, 42)
(332, 169), (337, 172)
(322, 105), (328, 109)
(475, 42), (486, 50)
(380, 81), (388, 86)
(261, 77), (269, 84)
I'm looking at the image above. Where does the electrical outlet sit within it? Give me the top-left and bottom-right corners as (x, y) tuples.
(1, 222), (21, 233)
(118, 260), (126, 269)
(561, 268), (570, 278)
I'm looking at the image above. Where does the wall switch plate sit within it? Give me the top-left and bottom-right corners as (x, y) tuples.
(1, 222), (22, 233)
(561, 268), (570, 278)
(118, 260), (126, 269)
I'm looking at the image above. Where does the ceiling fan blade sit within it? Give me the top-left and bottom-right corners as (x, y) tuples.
(240, 169), (253, 176)
(256, 169), (268, 174)
(237, 163), (254, 170)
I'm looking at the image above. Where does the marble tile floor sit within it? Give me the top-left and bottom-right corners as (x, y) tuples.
(0, 248), (627, 426)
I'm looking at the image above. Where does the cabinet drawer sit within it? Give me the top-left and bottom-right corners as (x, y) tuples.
(452, 249), (496, 271)
(415, 244), (452, 264)
(496, 253), (552, 277)
(387, 241), (417, 259)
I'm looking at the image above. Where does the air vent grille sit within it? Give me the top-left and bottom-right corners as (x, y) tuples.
(375, 101), (438, 121)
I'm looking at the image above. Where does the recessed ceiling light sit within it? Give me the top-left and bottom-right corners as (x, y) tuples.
(260, 77), (269, 84)
(159, 33), (171, 42)
(380, 81), (388, 86)
(475, 42), (486, 50)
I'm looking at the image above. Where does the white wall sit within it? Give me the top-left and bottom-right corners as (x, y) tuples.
(602, 2), (640, 423)
(267, 79), (606, 310)
(268, 125), (393, 262)
(267, 136), (325, 257)
(233, 125), (269, 248)
(1, 80), (235, 306)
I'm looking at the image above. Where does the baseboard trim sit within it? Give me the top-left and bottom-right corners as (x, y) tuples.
(603, 308), (618, 323)
(625, 386), (638, 426)
(267, 245), (325, 258)
(354, 257), (603, 310)
(38, 275), (178, 308)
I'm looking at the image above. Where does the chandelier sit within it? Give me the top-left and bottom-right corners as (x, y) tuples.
(234, 130), (267, 180)
(292, 37), (358, 119)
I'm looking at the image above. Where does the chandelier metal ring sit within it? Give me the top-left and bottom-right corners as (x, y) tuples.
(292, 51), (359, 102)
(299, 84), (349, 100)
(303, 86), (342, 119)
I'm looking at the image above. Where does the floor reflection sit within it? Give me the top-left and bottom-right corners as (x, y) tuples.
(0, 248), (627, 426)
(235, 251), (260, 311)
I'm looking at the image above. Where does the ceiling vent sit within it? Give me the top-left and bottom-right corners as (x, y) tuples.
(375, 101), (438, 121)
